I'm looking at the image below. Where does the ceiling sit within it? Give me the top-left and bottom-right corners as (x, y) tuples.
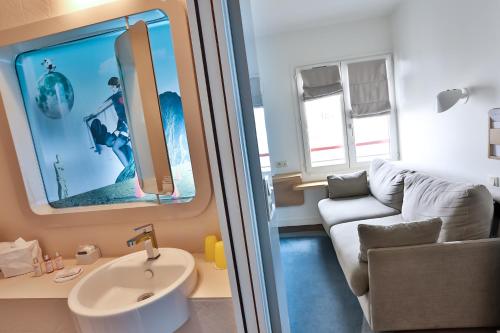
(247, 0), (403, 37)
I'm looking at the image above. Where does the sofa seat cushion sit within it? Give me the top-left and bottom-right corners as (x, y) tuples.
(318, 195), (400, 233)
(402, 173), (494, 241)
(330, 214), (404, 296)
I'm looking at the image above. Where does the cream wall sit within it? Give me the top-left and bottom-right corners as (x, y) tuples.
(256, 16), (393, 226)
(0, 0), (220, 258)
(0, 0), (119, 30)
(392, 0), (500, 185)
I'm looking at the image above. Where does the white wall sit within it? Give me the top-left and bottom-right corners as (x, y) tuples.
(256, 16), (393, 225)
(392, 0), (500, 185)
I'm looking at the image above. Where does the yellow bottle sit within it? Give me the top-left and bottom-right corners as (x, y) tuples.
(204, 235), (217, 262)
(214, 241), (227, 270)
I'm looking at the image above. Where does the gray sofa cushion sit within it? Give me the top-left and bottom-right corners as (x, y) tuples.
(318, 195), (400, 233)
(357, 217), (442, 262)
(402, 173), (493, 241)
(327, 170), (369, 199)
(369, 159), (413, 210)
(330, 214), (404, 296)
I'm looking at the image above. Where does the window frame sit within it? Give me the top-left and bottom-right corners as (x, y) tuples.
(295, 54), (399, 178)
(296, 61), (350, 175)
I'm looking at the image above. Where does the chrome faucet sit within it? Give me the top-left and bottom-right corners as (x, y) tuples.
(127, 224), (161, 260)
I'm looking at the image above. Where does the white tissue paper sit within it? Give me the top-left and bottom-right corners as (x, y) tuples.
(0, 238), (41, 278)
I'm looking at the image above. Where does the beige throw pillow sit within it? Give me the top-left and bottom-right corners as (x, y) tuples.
(327, 170), (369, 199)
(358, 218), (442, 262)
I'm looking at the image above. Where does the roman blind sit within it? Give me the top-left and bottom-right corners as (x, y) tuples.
(250, 77), (263, 107)
(348, 59), (391, 118)
(300, 65), (342, 101)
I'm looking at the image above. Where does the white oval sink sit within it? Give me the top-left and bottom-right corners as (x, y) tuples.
(68, 248), (197, 333)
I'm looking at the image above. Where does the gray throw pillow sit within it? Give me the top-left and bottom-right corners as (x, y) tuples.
(327, 170), (369, 199)
(357, 218), (442, 262)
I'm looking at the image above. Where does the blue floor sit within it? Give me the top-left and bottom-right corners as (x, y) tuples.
(280, 234), (364, 333)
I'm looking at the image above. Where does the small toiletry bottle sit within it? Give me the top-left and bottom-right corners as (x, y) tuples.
(43, 254), (54, 273)
(32, 258), (43, 277)
(54, 252), (64, 270)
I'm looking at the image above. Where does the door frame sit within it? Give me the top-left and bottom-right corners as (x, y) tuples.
(186, 0), (272, 332)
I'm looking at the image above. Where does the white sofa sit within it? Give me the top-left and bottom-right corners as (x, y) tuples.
(318, 159), (500, 331)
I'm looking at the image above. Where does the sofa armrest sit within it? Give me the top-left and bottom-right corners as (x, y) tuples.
(367, 238), (500, 331)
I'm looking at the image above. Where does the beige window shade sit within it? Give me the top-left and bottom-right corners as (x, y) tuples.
(348, 59), (391, 118)
(300, 65), (342, 101)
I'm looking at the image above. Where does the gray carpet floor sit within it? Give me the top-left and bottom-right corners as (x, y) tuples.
(280, 234), (364, 333)
(279, 233), (497, 333)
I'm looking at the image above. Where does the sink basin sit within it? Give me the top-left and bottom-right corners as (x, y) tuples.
(68, 248), (197, 333)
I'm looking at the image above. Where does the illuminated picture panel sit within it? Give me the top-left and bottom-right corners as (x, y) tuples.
(15, 10), (195, 208)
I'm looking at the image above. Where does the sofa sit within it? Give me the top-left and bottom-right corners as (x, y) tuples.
(318, 159), (500, 331)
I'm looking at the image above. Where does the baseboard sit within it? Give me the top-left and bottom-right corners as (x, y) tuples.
(278, 225), (326, 238)
(271, 216), (324, 227)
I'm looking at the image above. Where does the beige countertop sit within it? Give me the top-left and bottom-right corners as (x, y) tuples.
(0, 253), (231, 300)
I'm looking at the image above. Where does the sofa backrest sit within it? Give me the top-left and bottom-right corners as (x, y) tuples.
(369, 159), (413, 211)
(402, 173), (493, 241)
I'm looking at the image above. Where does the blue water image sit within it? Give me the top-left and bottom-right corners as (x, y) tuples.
(15, 11), (195, 208)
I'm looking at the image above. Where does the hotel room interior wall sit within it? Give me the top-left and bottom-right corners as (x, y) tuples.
(392, 0), (500, 185)
(255, 16), (393, 226)
(0, 0), (121, 30)
(0, 0), (220, 257)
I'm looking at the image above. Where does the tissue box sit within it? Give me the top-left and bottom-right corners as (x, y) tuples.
(0, 239), (41, 278)
(75, 245), (101, 265)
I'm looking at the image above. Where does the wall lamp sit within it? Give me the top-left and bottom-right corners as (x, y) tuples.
(437, 88), (469, 113)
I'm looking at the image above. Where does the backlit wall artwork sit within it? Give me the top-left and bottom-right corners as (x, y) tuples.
(16, 11), (195, 208)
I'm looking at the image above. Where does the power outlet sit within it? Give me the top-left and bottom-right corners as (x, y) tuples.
(275, 161), (288, 169)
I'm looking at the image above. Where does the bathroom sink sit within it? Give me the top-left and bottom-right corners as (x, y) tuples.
(68, 248), (197, 333)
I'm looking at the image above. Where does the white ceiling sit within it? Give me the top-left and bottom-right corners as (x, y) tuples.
(247, 0), (403, 36)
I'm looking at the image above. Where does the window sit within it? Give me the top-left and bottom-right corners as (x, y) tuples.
(303, 94), (346, 167)
(254, 106), (271, 171)
(250, 77), (271, 172)
(297, 55), (397, 173)
(15, 10), (195, 208)
(352, 114), (391, 162)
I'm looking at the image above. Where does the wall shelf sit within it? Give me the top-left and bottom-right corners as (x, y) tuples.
(489, 123), (500, 159)
(272, 172), (329, 207)
(272, 173), (304, 207)
(293, 180), (328, 191)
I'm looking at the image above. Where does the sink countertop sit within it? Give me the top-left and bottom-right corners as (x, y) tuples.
(0, 253), (231, 300)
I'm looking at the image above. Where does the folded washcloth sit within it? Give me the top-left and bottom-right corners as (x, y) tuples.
(53, 266), (84, 283)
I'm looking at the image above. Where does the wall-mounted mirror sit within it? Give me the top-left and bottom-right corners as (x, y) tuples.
(115, 20), (174, 196)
